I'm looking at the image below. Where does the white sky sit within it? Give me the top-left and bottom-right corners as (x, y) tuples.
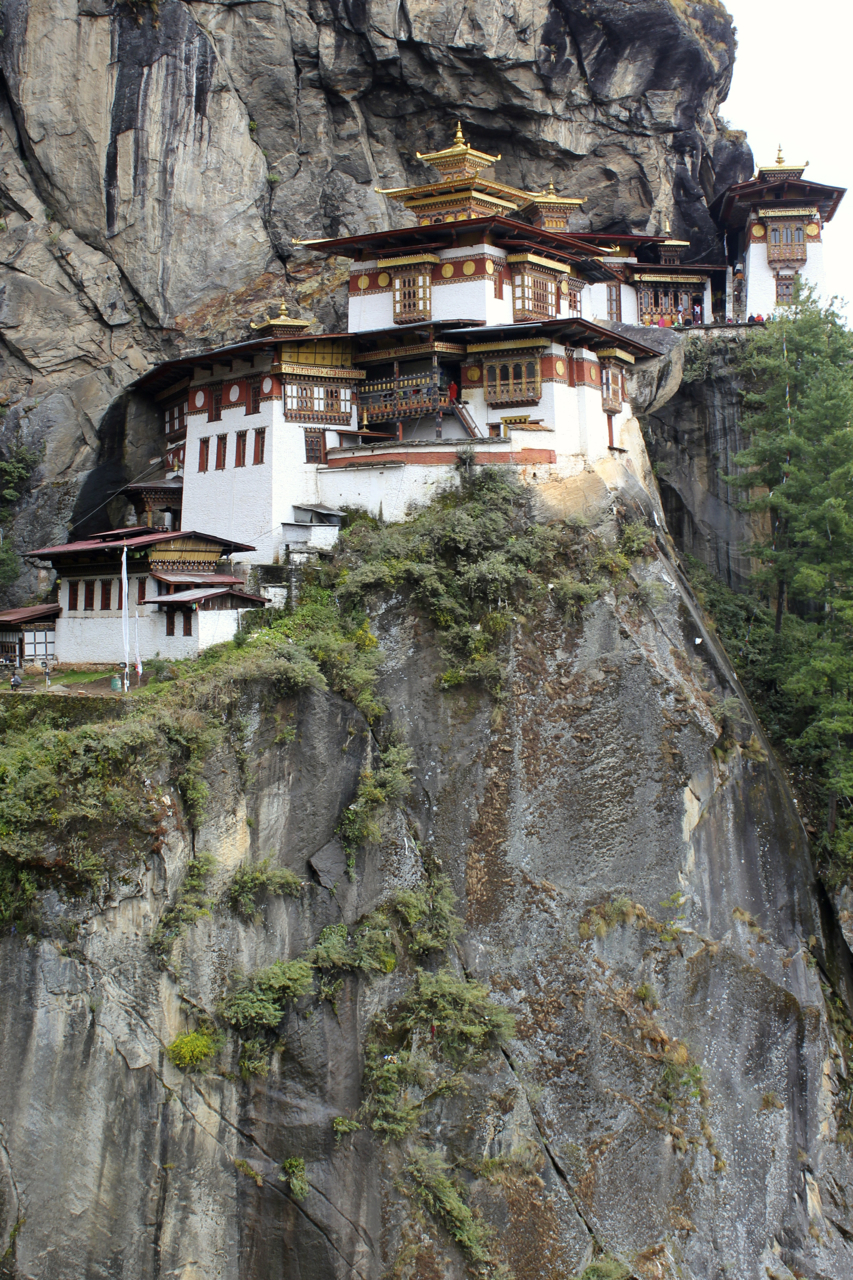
(721, 0), (853, 322)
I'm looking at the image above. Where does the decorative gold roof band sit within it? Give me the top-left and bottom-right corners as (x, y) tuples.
(506, 252), (577, 275)
(633, 274), (706, 283)
(467, 339), (551, 354)
(404, 192), (520, 212)
(521, 181), (584, 209)
(597, 348), (636, 365)
(375, 253), (440, 269)
(356, 342), (467, 363)
(376, 178), (532, 202)
(756, 207), (819, 219)
(249, 300), (310, 332)
(274, 363), (367, 380)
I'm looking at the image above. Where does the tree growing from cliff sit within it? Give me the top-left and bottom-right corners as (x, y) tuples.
(724, 288), (853, 867)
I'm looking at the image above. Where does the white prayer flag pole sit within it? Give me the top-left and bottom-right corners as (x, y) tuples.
(121, 546), (130, 690)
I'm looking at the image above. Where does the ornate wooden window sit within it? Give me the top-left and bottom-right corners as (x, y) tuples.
(183, 610), (193, 637)
(512, 270), (556, 321)
(198, 437), (210, 472)
(768, 224), (806, 262)
(304, 430), (325, 463)
(393, 270), (431, 323)
(215, 434), (227, 470)
(67, 580), (79, 611)
(601, 364), (623, 414)
(776, 276), (796, 305)
(235, 431), (247, 467)
(483, 358), (541, 407)
(284, 382), (353, 425)
(166, 610), (175, 637)
(100, 579), (112, 611)
(138, 576), (146, 605)
(209, 387), (222, 423)
(246, 381), (261, 416)
(606, 284), (622, 322)
(253, 428), (266, 465)
(83, 581), (95, 611)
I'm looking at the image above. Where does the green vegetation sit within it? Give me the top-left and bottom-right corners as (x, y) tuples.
(151, 853), (217, 961)
(569, 1260), (631, 1280)
(0, 442), (40, 588)
(234, 1157), (263, 1187)
(337, 742), (412, 874)
(688, 290), (853, 885)
(279, 1156), (309, 1198)
(312, 915), (397, 975)
(405, 1147), (493, 1264)
(635, 982), (659, 1009)
(332, 1116), (361, 1142)
(166, 1028), (220, 1071)
(394, 876), (462, 954)
(220, 959), (314, 1031)
(362, 967), (514, 1141)
(228, 857), (301, 916)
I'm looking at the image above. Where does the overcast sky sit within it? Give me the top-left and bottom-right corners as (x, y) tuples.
(722, 0), (852, 323)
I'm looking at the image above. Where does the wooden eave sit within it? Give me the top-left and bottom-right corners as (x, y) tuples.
(712, 177), (846, 228)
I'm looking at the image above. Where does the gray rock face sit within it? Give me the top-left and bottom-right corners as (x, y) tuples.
(636, 333), (762, 592)
(1, 477), (852, 1280)
(0, 0), (751, 588)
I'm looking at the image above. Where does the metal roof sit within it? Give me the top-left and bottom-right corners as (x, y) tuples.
(154, 587), (268, 606)
(27, 529), (255, 559)
(0, 603), (61, 625)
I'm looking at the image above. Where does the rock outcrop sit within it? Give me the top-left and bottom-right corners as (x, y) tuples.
(1, 465), (853, 1280)
(0, 0), (751, 597)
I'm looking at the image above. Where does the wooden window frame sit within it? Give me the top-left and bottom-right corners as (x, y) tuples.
(67, 580), (79, 611)
(601, 362), (623, 414)
(100, 579), (112, 611)
(208, 386), (222, 423)
(215, 433), (227, 470)
(284, 381), (353, 425)
(183, 610), (193, 637)
(235, 430), (247, 467)
(304, 430), (326, 464)
(253, 428), (266, 465)
(83, 581), (95, 612)
(165, 610), (175, 637)
(512, 269), (557, 321)
(137, 576), (146, 605)
(392, 269), (431, 324)
(246, 381), (261, 416)
(483, 357), (542, 407)
(198, 437), (210, 472)
(606, 283), (622, 323)
(776, 276), (796, 305)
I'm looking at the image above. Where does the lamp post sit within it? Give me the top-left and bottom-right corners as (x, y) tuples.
(40, 659), (50, 690)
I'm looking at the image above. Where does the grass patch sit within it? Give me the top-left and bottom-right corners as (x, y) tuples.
(220, 959), (315, 1032)
(279, 1156), (309, 1198)
(166, 1027), (221, 1071)
(405, 1147), (493, 1265)
(151, 853), (217, 962)
(228, 857), (302, 916)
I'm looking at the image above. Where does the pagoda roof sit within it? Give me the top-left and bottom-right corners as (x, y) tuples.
(27, 528), (254, 561)
(300, 215), (617, 279)
(713, 175), (845, 228)
(452, 317), (659, 360)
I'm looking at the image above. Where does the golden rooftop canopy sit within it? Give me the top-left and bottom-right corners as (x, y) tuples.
(415, 121), (501, 179)
(249, 299), (311, 337)
(756, 146), (808, 182)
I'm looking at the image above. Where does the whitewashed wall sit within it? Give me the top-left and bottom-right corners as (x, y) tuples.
(319, 460), (460, 522)
(55, 607), (246, 664)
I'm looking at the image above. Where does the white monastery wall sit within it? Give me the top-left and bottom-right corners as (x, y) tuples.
(56, 607), (246, 664)
(620, 285), (639, 324)
(703, 279), (714, 321)
(318, 461), (460, 523)
(182, 399), (277, 554)
(431, 278), (491, 324)
(800, 241), (826, 300)
(744, 247), (779, 317)
(198, 610), (241, 649)
(583, 283), (608, 322)
(548, 381), (581, 456)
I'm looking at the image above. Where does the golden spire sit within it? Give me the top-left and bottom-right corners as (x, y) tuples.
(249, 298), (309, 333)
(454, 121), (465, 146)
(776, 144), (785, 166)
(547, 180), (556, 196)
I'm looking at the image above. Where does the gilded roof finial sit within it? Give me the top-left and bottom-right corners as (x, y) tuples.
(547, 180), (556, 196)
(776, 144), (785, 166)
(664, 217), (671, 234)
(249, 297), (309, 332)
(454, 121), (466, 147)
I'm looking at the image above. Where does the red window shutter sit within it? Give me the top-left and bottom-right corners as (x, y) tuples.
(137, 576), (146, 605)
(68, 580), (79, 610)
(215, 434), (227, 469)
(166, 610), (175, 637)
(183, 610), (192, 637)
(100, 580), (112, 610)
(235, 431), (247, 466)
(199, 438), (210, 472)
(83, 581), (95, 611)
(253, 428), (266, 464)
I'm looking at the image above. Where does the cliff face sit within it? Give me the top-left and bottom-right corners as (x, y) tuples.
(0, 0), (751, 598)
(2, 467), (853, 1280)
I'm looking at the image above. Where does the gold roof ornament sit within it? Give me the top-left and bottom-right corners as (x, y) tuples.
(755, 146), (809, 182)
(249, 299), (311, 335)
(415, 121), (501, 179)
